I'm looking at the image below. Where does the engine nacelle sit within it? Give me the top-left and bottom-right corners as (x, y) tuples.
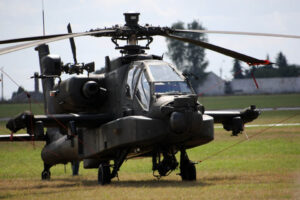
(52, 76), (107, 113)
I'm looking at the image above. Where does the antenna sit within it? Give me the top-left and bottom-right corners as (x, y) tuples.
(42, 0), (45, 35)
(1, 67), (3, 101)
(220, 59), (225, 79)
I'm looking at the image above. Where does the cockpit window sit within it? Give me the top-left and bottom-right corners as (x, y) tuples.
(148, 64), (192, 94)
(126, 66), (134, 97)
(148, 65), (182, 82)
(154, 82), (192, 94)
(136, 71), (150, 110)
(141, 72), (150, 102)
(126, 64), (141, 98)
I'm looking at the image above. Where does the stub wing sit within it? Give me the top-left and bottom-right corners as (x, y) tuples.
(0, 134), (44, 142)
(204, 105), (260, 135)
(1, 112), (113, 142)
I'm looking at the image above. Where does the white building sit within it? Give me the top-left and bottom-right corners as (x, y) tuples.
(197, 72), (226, 96)
(231, 77), (300, 94)
(196, 72), (300, 96)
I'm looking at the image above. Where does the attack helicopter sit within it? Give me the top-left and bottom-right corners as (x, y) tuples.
(1, 12), (296, 185)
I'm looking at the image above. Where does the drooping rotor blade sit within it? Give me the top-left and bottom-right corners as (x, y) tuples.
(0, 29), (115, 55)
(163, 33), (271, 65)
(67, 23), (77, 63)
(0, 34), (69, 45)
(175, 29), (300, 39)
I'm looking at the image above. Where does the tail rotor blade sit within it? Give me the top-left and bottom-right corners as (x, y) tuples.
(67, 23), (77, 64)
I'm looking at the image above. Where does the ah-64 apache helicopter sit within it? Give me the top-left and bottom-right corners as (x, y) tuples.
(1, 12), (297, 185)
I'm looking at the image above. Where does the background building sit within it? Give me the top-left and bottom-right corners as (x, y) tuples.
(197, 72), (300, 96)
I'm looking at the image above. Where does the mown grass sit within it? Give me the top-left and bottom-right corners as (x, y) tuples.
(0, 103), (44, 118)
(251, 110), (300, 124)
(0, 93), (300, 132)
(199, 93), (300, 110)
(0, 94), (300, 199)
(2, 110), (300, 134)
(0, 93), (299, 118)
(0, 126), (299, 199)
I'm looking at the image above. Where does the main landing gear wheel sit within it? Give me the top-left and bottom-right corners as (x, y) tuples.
(41, 163), (51, 180)
(41, 170), (51, 180)
(98, 163), (111, 185)
(180, 162), (196, 181)
(180, 150), (196, 181)
(72, 161), (80, 176)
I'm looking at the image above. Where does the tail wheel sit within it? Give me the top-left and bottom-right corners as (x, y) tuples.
(98, 163), (111, 185)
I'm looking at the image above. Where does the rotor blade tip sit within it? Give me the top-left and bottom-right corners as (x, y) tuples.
(247, 60), (273, 66)
(263, 60), (272, 65)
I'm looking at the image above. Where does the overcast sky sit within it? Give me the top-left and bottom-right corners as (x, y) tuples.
(0, 0), (299, 99)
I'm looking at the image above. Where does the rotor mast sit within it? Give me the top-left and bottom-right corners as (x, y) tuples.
(112, 12), (152, 55)
(122, 12), (142, 54)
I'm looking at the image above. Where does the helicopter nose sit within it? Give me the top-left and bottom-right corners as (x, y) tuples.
(170, 112), (187, 133)
(169, 111), (203, 134)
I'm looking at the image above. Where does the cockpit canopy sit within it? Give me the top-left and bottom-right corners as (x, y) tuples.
(125, 60), (193, 110)
(148, 64), (192, 94)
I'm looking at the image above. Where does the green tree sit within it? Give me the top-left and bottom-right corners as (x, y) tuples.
(244, 54), (279, 78)
(276, 52), (288, 77)
(166, 20), (208, 90)
(275, 52), (299, 77)
(244, 52), (299, 78)
(276, 52), (288, 69)
(232, 59), (244, 79)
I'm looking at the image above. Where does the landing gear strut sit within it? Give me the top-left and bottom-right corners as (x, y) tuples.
(41, 163), (51, 180)
(152, 150), (178, 178)
(179, 149), (196, 181)
(97, 149), (129, 185)
(98, 162), (111, 185)
(71, 161), (80, 176)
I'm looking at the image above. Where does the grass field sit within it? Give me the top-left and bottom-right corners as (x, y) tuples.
(0, 94), (300, 199)
(1, 94), (300, 118)
(199, 93), (300, 110)
(0, 103), (44, 118)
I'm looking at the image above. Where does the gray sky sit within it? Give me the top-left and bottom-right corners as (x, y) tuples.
(0, 0), (299, 99)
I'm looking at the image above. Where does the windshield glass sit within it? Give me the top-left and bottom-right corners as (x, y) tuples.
(136, 71), (150, 110)
(154, 81), (192, 94)
(148, 64), (192, 94)
(126, 64), (141, 98)
(148, 64), (182, 81)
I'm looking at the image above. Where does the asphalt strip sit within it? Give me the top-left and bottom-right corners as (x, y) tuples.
(215, 123), (300, 129)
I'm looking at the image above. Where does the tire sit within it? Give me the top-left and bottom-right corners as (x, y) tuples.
(180, 162), (196, 181)
(41, 170), (51, 180)
(72, 161), (80, 176)
(98, 163), (111, 185)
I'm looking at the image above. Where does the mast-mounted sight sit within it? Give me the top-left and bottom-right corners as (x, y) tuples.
(124, 12), (140, 27)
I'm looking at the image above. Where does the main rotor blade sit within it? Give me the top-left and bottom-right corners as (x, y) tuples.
(163, 33), (270, 65)
(175, 29), (300, 39)
(67, 23), (77, 63)
(0, 34), (69, 44)
(0, 29), (115, 55)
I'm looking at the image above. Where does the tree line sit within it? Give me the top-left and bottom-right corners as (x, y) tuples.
(166, 20), (300, 91)
(232, 53), (300, 79)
